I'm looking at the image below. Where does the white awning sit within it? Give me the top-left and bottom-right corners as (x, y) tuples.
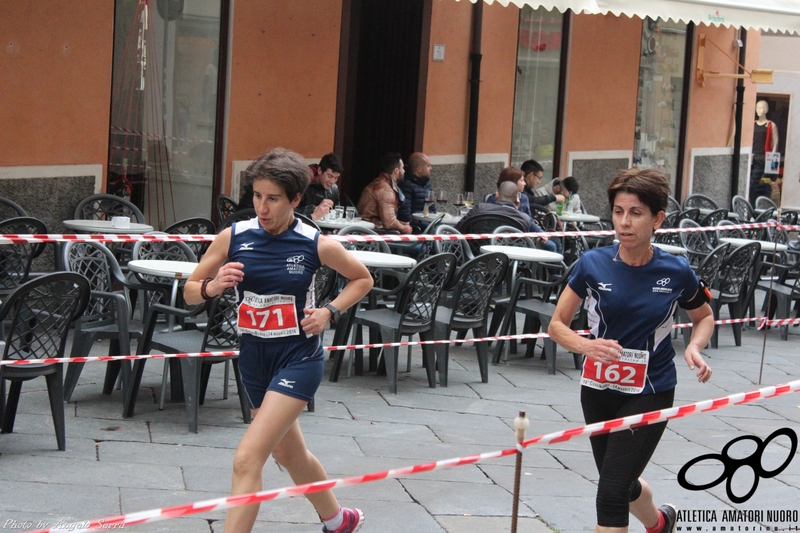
(478, 0), (800, 33)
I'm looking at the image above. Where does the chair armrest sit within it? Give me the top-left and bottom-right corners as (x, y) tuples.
(137, 301), (212, 355)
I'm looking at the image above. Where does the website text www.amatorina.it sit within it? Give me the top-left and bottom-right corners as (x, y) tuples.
(675, 509), (800, 531)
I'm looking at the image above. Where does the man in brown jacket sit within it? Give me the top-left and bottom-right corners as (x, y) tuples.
(357, 153), (413, 234)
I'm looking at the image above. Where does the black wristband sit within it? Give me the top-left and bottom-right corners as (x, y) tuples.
(200, 277), (215, 300)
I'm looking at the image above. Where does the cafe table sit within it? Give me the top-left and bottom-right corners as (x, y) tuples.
(719, 237), (788, 254)
(557, 213), (600, 224)
(128, 259), (198, 327)
(62, 219), (154, 233)
(480, 245), (563, 263)
(412, 212), (462, 224)
(316, 217), (375, 231)
(329, 250), (418, 381)
(613, 240), (688, 256)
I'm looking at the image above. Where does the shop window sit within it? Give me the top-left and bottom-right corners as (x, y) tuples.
(633, 18), (688, 192)
(511, 6), (564, 181)
(108, 0), (223, 228)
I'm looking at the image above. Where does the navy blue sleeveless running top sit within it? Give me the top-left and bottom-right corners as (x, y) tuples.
(228, 217), (321, 343)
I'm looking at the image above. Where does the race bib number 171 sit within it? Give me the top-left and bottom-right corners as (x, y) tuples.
(238, 292), (299, 339)
(581, 348), (649, 394)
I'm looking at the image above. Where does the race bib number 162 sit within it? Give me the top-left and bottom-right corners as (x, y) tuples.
(581, 348), (649, 394)
(238, 292), (299, 339)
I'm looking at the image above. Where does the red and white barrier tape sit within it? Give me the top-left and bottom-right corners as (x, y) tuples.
(2, 220), (795, 245)
(0, 315), (780, 367)
(23, 378), (800, 533)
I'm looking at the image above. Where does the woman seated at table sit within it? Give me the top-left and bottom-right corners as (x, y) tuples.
(483, 166), (533, 216)
(185, 148), (373, 533)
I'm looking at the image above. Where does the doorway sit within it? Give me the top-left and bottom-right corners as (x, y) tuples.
(336, 0), (430, 202)
(751, 94), (789, 205)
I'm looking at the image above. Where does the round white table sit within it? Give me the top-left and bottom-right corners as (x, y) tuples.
(411, 212), (462, 224)
(613, 240), (687, 255)
(719, 237), (788, 253)
(128, 260), (199, 331)
(63, 219), (154, 233)
(652, 243), (687, 255)
(557, 213), (600, 224)
(348, 250), (417, 269)
(480, 245), (563, 263)
(317, 217), (375, 231)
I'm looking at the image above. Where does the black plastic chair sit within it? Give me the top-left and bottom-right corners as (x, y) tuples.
(667, 195), (681, 214)
(164, 217), (215, 261)
(755, 196), (778, 211)
(710, 242), (761, 348)
(74, 193), (145, 223)
(653, 211), (680, 246)
(456, 213), (527, 257)
(433, 224), (474, 268)
(0, 217), (48, 302)
(683, 193), (719, 211)
(699, 209), (729, 246)
(340, 253), (457, 393)
(432, 252), (508, 385)
(677, 242), (731, 345)
(216, 194), (238, 224)
(295, 212), (322, 232)
(217, 208), (255, 233)
(0, 197), (27, 221)
(492, 262), (582, 374)
(679, 219), (713, 268)
(731, 195), (755, 224)
(124, 289), (250, 433)
(0, 272), (90, 450)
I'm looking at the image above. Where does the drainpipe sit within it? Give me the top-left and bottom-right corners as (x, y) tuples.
(731, 28), (747, 199)
(465, 0), (483, 193)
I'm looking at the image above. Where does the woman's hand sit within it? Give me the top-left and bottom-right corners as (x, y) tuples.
(584, 338), (624, 365)
(301, 307), (331, 336)
(684, 345), (712, 383)
(207, 262), (244, 298)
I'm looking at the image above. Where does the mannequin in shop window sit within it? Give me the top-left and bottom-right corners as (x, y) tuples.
(750, 100), (779, 204)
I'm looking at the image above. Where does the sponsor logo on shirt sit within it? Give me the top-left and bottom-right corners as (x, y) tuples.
(239, 242), (254, 251)
(597, 282), (612, 292)
(286, 255), (305, 275)
(652, 277), (672, 293)
(278, 378), (295, 389)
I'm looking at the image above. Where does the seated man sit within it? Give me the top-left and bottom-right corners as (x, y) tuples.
(484, 167), (532, 216)
(535, 176), (580, 212)
(357, 153), (412, 234)
(460, 181), (558, 253)
(520, 159), (565, 212)
(398, 152), (435, 233)
(297, 153), (343, 221)
(236, 153), (343, 220)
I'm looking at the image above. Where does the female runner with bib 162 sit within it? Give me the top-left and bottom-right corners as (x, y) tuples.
(548, 168), (713, 533)
(185, 148), (373, 533)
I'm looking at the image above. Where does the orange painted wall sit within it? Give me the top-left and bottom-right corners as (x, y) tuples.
(424, 0), (472, 155)
(225, 0), (342, 188)
(681, 25), (757, 196)
(562, 13), (642, 168)
(477, 3), (519, 155)
(423, 0), (518, 156)
(0, 0), (113, 173)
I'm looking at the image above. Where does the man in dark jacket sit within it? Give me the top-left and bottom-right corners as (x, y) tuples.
(521, 159), (564, 212)
(458, 181), (558, 253)
(398, 152), (435, 233)
(297, 153), (343, 220)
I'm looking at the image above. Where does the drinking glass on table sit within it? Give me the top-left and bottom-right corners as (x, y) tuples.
(464, 192), (474, 207)
(423, 190), (435, 215)
(334, 206), (344, 220)
(436, 190), (448, 208)
(454, 193), (464, 208)
(345, 207), (356, 222)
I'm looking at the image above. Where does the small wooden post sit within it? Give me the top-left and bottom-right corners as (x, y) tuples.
(511, 411), (529, 533)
